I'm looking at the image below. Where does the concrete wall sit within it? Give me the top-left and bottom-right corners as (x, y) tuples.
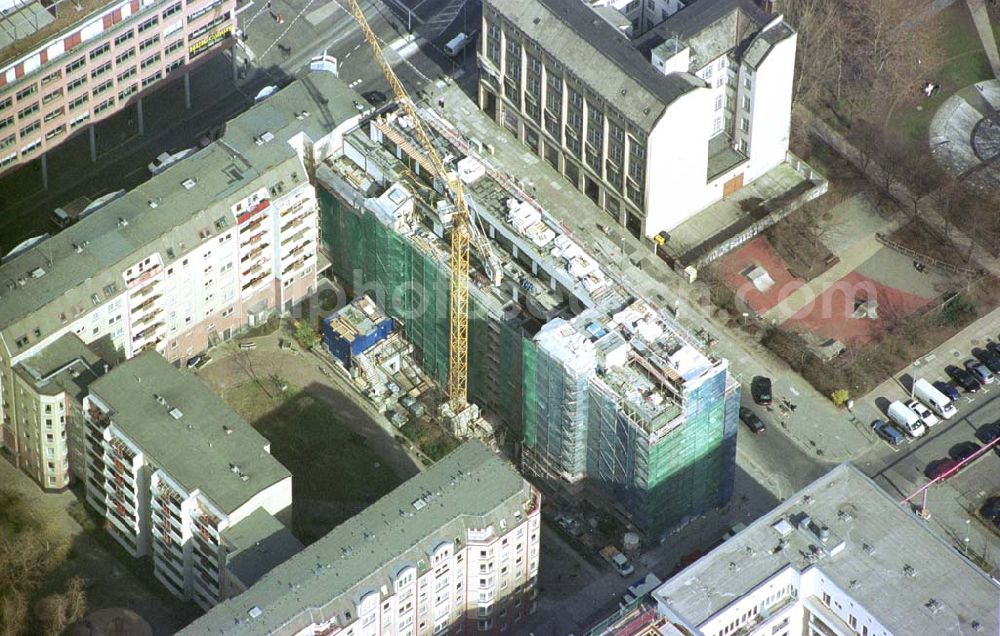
(746, 31), (796, 182)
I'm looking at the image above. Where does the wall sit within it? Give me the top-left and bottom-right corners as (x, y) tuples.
(644, 86), (712, 237)
(745, 32), (797, 182)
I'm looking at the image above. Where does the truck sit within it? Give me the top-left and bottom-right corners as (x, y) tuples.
(444, 32), (470, 57)
(600, 545), (635, 577)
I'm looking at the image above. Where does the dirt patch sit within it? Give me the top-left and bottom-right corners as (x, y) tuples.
(889, 219), (970, 269)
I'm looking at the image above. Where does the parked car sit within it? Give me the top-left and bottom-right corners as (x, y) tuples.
(886, 400), (926, 438)
(972, 348), (1000, 374)
(750, 376), (773, 405)
(950, 441), (983, 464)
(986, 340), (1000, 359)
(926, 459), (960, 481)
(556, 515), (584, 537)
(933, 380), (961, 402)
(186, 353), (209, 369)
(906, 399), (939, 428)
(975, 421), (1000, 446)
(946, 365), (981, 392)
(871, 419), (905, 446)
(362, 90), (387, 105)
(965, 359), (995, 385)
(980, 497), (1000, 522)
(739, 407), (766, 434)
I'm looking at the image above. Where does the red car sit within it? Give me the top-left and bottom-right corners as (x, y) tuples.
(926, 459), (960, 481)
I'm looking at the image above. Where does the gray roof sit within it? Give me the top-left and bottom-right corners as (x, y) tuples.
(223, 509), (304, 589)
(654, 463), (1000, 636)
(742, 19), (795, 70)
(0, 71), (361, 357)
(488, 0), (702, 131)
(14, 332), (103, 399)
(180, 441), (533, 636)
(0, 1), (56, 59)
(90, 351), (291, 514)
(637, 0), (770, 71)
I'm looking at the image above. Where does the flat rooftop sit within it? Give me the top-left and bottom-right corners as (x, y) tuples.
(14, 331), (103, 398)
(222, 508), (304, 589)
(90, 352), (290, 515)
(179, 441), (533, 636)
(653, 463), (1000, 635)
(0, 0), (108, 68)
(0, 71), (360, 355)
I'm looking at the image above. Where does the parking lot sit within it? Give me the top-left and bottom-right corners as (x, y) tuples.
(858, 355), (1000, 573)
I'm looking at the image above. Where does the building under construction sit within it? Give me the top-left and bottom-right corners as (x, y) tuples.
(316, 108), (738, 536)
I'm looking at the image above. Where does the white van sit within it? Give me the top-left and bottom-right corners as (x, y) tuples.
(444, 32), (469, 57)
(912, 378), (957, 420)
(887, 400), (925, 438)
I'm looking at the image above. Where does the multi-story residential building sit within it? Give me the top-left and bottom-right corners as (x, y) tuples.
(318, 108), (738, 537)
(651, 463), (999, 636)
(0, 0), (238, 176)
(8, 332), (104, 490)
(179, 441), (541, 636)
(83, 351), (294, 609)
(478, 0), (797, 240)
(0, 69), (363, 485)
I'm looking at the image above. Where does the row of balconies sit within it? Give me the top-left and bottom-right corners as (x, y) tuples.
(239, 230), (268, 250)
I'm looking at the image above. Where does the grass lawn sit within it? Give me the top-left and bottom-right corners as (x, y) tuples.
(890, 3), (994, 143)
(223, 381), (404, 543)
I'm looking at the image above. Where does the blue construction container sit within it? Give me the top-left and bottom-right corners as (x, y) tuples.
(322, 298), (394, 369)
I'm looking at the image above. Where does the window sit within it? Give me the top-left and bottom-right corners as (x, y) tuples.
(16, 84), (37, 101)
(69, 94), (89, 111)
(165, 39), (185, 57)
(89, 42), (111, 60)
(114, 30), (135, 46)
(165, 58), (184, 74)
(740, 117), (749, 133)
(42, 88), (63, 105)
(116, 48), (136, 65)
(43, 107), (64, 123)
(822, 592), (831, 606)
(92, 80), (114, 97)
(18, 120), (40, 137)
(712, 117), (722, 134)
(142, 71), (162, 88)
(117, 66), (136, 83)
(141, 53), (161, 69)
(162, 1), (182, 18)
(0, 134), (14, 150)
(139, 34), (160, 52)
(742, 95), (751, 111)
(714, 94), (723, 111)
(70, 113), (90, 128)
(91, 61), (113, 79)
(744, 75), (752, 89)
(0, 97), (11, 112)
(67, 76), (88, 93)
(569, 89), (582, 108)
(41, 70), (62, 85)
(702, 65), (713, 79)
(45, 125), (66, 141)
(94, 98), (115, 114)
(65, 57), (86, 75)
(17, 102), (39, 119)
(137, 16), (159, 33)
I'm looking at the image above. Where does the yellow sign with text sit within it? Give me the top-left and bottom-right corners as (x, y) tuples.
(189, 25), (233, 57)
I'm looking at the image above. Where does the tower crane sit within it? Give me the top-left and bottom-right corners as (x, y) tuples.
(345, 0), (499, 413)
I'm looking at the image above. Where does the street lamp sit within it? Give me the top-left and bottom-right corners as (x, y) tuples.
(964, 518), (971, 555)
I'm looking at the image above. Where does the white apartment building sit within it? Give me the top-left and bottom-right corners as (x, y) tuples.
(478, 0), (796, 240)
(83, 351), (294, 610)
(651, 464), (999, 636)
(180, 441), (542, 636)
(0, 70), (364, 488)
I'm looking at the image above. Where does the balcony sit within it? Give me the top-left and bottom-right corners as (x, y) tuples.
(241, 243), (269, 262)
(86, 405), (110, 427)
(280, 218), (304, 234)
(241, 273), (270, 292)
(134, 308), (163, 326)
(133, 294), (162, 313)
(131, 283), (159, 300)
(239, 230), (268, 249)
(281, 259), (305, 276)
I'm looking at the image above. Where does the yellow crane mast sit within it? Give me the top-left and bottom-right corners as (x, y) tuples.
(345, 0), (470, 410)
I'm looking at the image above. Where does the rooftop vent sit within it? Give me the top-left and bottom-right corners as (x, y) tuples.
(181, 178), (197, 190)
(148, 200), (158, 208)
(154, 394), (167, 406)
(168, 407), (183, 419)
(926, 599), (943, 614)
(73, 243), (83, 254)
(223, 425), (233, 435)
(772, 519), (793, 536)
(797, 515), (812, 532)
(862, 543), (875, 556)
(803, 495), (814, 505)
(30, 267), (45, 278)
(118, 217), (128, 228)
(412, 498), (427, 511)
(248, 606), (263, 619)
(904, 564), (917, 577)
(255, 131), (275, 145)
(295, 110), (310, 120)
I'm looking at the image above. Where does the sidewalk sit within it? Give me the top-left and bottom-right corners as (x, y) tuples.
(967, 0), (1000, 79)
(435, 82), (872, 463)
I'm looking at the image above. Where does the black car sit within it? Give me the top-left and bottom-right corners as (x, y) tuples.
(973, 348), (1000, 374)
(950, 441), (983, 464)
(362, 90), (388, 105)
(750, 376), (773, 405)
(186, 353), (209, 369)
(976, 422), (1000, 455)
(739, 407), (765, 434)
(946, 365), (981, 392)
(987, 340), (1000, 359)
(981, 497), (1000, 522)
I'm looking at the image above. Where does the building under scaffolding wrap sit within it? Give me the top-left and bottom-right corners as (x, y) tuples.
(315, 111), (738, 536)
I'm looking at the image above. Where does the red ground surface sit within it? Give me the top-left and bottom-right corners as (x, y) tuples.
(716, 236), (803, 314)
(782, 271), (933, 347)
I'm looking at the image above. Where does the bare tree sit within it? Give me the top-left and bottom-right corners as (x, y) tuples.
(35, 577), (87, 636)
